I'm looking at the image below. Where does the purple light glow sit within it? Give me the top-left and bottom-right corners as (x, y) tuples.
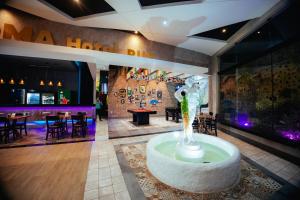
(0, 106), (96, 121)
(0, 106), (95, 112)
(236, 113), (252, 128)
(280, 130), (300, 142)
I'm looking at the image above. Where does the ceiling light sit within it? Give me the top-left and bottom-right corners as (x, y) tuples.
(222, 28), (227, 33)
(134, 31), (138, 34)
(74, 0), (80, 3)
(57, 81), (62, 87)
(0, 78), (5, 84)
(9, 78), (15, 85)
(257, 31), (261, 34)
(19, 79), (25, 85)
(40, 80), (45, 86)
(48, 81), (53, 87)
(162, 20), (168, 26)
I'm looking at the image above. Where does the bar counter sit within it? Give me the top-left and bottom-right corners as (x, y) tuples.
(0, 105), (96, 121)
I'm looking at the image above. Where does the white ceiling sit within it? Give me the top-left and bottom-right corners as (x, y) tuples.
(0, 39), (208, 75)
(7, 0), (280, 56)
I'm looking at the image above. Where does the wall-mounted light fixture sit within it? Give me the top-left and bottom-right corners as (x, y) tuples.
(0, 78), (5, 84)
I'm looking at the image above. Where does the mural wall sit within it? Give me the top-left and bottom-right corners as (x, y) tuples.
(108, 66), (179, 118)
(219, 40), (300, 147)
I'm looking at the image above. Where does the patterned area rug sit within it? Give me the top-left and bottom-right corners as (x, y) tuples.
(118, 143), (282, 200)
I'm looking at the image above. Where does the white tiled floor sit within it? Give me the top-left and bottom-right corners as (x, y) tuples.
(84, 119), (300, 200)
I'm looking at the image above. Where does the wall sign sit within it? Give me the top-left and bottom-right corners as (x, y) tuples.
(0, 23), (156, 59)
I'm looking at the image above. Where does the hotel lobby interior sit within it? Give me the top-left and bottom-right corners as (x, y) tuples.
(0, 0), (299, 200)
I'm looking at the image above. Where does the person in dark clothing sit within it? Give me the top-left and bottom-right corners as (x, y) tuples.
(96, 98), (103, 121)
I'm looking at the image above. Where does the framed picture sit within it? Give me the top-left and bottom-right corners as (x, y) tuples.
(119, 88), (126, 98)
(139, 85), (146, 94)
(128, 96), (134, 103)
(157, 90), (162, 99)
(127, 87), (132, 97)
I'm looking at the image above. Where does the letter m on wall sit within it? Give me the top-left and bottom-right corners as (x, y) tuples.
(3, 23), (32, 42)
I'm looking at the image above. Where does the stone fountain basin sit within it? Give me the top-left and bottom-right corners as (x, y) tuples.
(146, 132), (240, 193)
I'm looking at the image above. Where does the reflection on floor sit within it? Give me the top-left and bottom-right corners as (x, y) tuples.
(0, 121), (96, 148)
(0, 142), (92, 200)
(1, 119), (299, 200)
(108, 116), (182, 138)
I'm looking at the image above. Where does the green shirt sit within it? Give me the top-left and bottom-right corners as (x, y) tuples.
(96, 102), (102, 109)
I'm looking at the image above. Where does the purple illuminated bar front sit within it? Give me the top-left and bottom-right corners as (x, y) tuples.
(0, 106), (96, 121)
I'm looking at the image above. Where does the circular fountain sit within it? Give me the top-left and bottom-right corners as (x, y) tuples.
(147, 132), (240, 193)
(146, 76), (240, 193)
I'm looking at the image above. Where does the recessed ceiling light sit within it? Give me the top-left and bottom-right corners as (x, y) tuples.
(222, 28), (227, 33)
(163, 20), (168, 26)
(257, 31), (261, 34)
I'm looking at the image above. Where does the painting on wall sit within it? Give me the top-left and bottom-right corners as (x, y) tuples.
(127, 87), (132, 97)
(149, 99), (158, 106)
(119, 88), (126, 98)
(157, 90), (162, 99)
(152, 89), (156, 95)
(128, 96), (134, 103)
(139, 85), (146, 94)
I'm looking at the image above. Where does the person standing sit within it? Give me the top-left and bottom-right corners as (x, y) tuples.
(96, 98), (103, 121)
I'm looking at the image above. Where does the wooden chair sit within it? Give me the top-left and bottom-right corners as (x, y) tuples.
(71, 115), (87, 138)
(46, 116), (64, 140)
(57, 112), (68, 134)
(0, 117), (12, 143)
(77, 112), (88, 130)
(192, 117), (199, 133)
(14, 113), (28, 136)
(204, 114), (218, 136)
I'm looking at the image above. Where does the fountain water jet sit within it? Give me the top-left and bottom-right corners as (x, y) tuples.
(147, 76), (241, 193)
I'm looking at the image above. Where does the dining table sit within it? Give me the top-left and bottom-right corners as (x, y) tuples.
(7, 115), (31, 138)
